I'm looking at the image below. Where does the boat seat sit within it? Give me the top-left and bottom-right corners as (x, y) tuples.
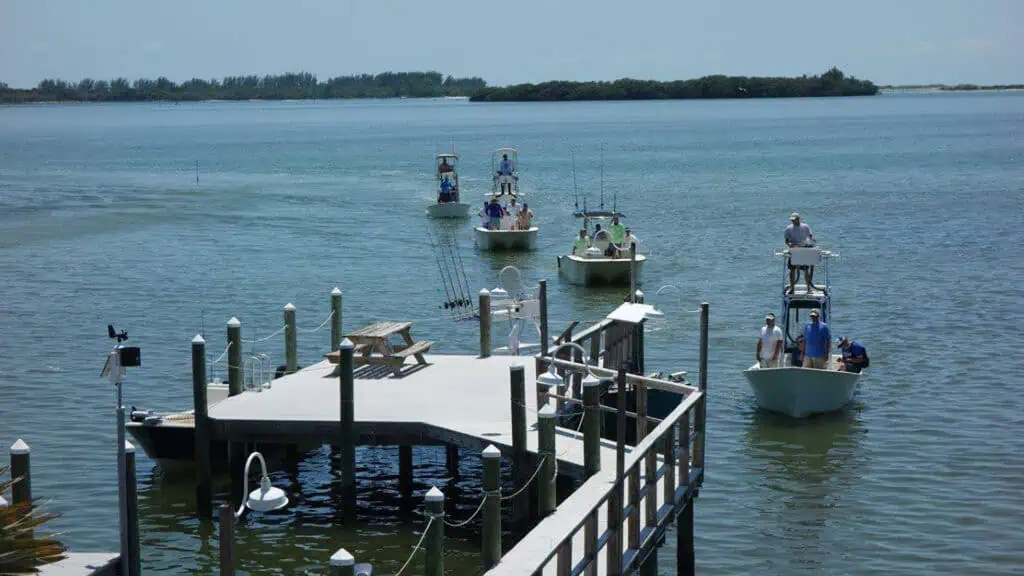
(592, 230), (611, 253)
(788, 247), (821, 267)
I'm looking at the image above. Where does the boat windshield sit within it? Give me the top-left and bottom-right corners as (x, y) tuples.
(436, 154), (459, 204)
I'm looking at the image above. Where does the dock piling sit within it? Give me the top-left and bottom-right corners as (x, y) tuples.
(227, 317), (242, 396)
(509, 363), (529, 525)
(537, 405), (557, 518)
(583, 375), (602, 477)
(479, 289), (491, 358)
(330, 548), (355, 576)
(330, 287), (343, 352)
(539, 279), (549, 357)
(482, 445), (502, 570)
(446, 445), (459, 479)
(677, 500), (695, 576)
(424, 486), (445, 576)
(695, 302), (709, 471)
(9, 438), (30, 507)
(191, 334), (213, 520)
(125, 441), (141, 576)
(219, 504), (235, 576)
(608, 366), (626, 573)
(339, 338), (356, 506)
(284, 303), (297, 374)
(399, 445), (413, 514)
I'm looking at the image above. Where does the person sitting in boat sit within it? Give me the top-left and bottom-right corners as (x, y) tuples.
(790, 335), (805, 367)
(438, 157), (454, 174)
(785, 212), (817, 294)
(799, 309), (831, 369)
(836, 337), (869, 373)
(439, 175), (454, 203)
(516, 202), (534, 231)
(497, 153), (516, 195)
(622, 228), (640, 257)
(608, 215), (626, 256)
(757, 313), (784, 368)
(572, 228), (591, 255)
(484, 197), (505, 230)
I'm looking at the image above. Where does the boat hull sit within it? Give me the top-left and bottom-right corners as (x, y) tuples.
(474, 226), (538, 251)
(743, 356), (861, 418)
(426, 202), (471, 218)
(558, 254), (645, 286)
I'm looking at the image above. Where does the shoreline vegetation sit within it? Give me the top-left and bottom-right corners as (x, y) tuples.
(880, 83), (1024, 91)
(469, 68), (877, 101)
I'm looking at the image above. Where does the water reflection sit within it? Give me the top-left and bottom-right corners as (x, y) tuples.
(742, 409), (868, 571)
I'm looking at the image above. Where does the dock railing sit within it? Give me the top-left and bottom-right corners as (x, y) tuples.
(487, 302), (709, 576)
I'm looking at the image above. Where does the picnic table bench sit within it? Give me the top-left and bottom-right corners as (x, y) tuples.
(325, 321), (434, 377)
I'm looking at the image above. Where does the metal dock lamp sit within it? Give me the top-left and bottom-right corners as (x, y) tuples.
(220, 451), (289, 575)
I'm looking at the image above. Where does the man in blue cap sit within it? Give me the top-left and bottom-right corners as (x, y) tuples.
(837, 337), (869, 373)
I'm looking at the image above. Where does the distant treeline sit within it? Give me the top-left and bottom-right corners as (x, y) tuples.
(881, 83), (1024, 91)
(0, 71), (487, 103)
(470, 67), (877, 102)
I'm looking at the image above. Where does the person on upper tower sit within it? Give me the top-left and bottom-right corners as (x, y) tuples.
(497, 153), (516, 195)
(784, 212), (817, 294)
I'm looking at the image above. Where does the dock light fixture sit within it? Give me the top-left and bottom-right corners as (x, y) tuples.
(536, 364), (563, 388)
(490, 287), (509, 299)
(235, 451), (288, 518)
(539, 341), (601, 386)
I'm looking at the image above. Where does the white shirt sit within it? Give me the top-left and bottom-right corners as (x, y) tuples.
(759, 325), (784, 360)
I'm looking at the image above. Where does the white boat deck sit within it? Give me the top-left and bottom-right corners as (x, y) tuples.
(39, 553), (120, 576)
(208, 355), (632, 475)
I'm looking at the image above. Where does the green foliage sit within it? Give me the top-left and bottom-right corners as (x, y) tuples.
(469, 67), (878, 102)
(0, 466), (66, 574)
(0, 71), (488, 103)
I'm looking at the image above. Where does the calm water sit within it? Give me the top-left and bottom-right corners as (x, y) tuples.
(1, 93), (1023, 575)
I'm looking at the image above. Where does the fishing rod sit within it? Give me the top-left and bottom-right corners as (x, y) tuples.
(571, 146), (579, 213)
(449, 223), (477, 315)
(599, 143), (605, 211)
(425, 227), (457, 315)
(444, 224), (473, 313)
(438, 225), (468, 311)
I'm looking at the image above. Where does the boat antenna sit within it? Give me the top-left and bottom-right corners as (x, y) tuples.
(195, 160), (199, 184)
(599, 143), (605, 211)
(571, 146), (579, 212)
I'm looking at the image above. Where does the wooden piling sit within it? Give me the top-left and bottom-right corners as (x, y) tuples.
(227, 317), (242, 396)
(537, 405), (557, 519)
(479, 289), (491, 358)
(330, 287), (343, 352)
(630, 243), (637, 302)
(482, 445), (502, 570)
(639, 384), (657, 529)
(284, 303), (297, 374)
(608, 367), (626, 573)
(330, 548), (355, 576)
(538, 279), (549, 357)
(399, 444), (413, 514)
(339, 339), (356, 505)
(424, 486), (445, 576)
(582, 374), (602, 477)
(509, 363), (529, 526)
(446, 445), (459, 479)
(219, 504), (235, 576)
(677, 500), (695, 576)
(191, 334), (213, 520)
(9, 438), (30, 506)
(125, 441), (141, 576)
(694, 302), (709, 471)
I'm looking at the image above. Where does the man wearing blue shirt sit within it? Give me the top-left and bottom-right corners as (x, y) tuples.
(837, 337), (869, 373)
(497, 153), (515, 195)
(800, 309), (831, 369)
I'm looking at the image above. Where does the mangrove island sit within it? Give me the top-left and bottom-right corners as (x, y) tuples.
(469, 67), (877, 102)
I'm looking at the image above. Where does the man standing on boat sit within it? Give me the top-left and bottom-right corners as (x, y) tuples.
(757, 313), (784, 368)
(439, 157), (454, 174)
(785, 212), (816, 293)
(800, 309), (831, 369)
(516, 202), (534, 231)
(572, 228), (591, 255)
(497, 153), (515, 195)
(484, 197), (505, 230)
(608, 215), (626, 256)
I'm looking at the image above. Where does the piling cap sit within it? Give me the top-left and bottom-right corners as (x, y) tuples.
(509, 362), (524, 372)
(10, 439), (29, 455)
(227, 317), (241, 328)
(331, 287), (342, 296)
(124, 440), (135, 454)
(479, 288), (490, 296)
(425, 486), (445, 502)
(635, 289), (644, 298)
(339, 338), (354, 350)
(192, 334), (206, 345)
(284, 302), (296, 312)
(330, 548), (355, 566)
(482, 444), (501, 459)
(538, 405), (557, 418)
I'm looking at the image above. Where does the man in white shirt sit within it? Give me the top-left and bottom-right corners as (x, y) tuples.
(757, 313), (784, 368)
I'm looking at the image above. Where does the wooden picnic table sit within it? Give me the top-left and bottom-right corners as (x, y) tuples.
(325, 321), (434, 377)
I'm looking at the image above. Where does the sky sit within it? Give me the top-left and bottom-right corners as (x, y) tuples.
(1, 0), (1021, 88)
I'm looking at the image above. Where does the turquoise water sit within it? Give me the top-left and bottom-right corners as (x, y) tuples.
(1, 93), (1022, 574)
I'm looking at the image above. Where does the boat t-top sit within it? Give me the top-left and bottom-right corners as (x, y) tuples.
(557, 147), (645, 286)
(473, 147), (539, 251)
(742, 246), (863, 418)
(426, 153), (471, 218)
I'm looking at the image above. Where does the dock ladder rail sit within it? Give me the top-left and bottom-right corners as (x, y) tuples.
(243, 353), (272, 392)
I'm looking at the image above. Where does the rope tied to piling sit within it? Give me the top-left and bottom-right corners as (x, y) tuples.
(393, 516), (434, 576)
(211, 342), (231, 364)
(295, 310), (335, 334)
(501, 455), (548, 501)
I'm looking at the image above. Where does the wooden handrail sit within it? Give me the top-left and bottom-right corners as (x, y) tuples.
(484, 389), (704, 575)
(541, 356), (699, 396)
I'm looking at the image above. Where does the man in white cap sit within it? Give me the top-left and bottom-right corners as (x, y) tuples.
(756, 313), (784, 368)
(785, 212), (816, 293)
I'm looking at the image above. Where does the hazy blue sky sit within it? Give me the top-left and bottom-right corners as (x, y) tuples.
(1, 0), (1020, 88)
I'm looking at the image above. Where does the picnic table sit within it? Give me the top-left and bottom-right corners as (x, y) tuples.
(325, 321), (434, 377)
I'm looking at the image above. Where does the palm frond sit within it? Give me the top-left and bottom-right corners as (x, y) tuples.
(0, 465), (67, 574)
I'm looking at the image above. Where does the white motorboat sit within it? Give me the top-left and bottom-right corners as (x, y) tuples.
(474, 147), (538, 251)
(557, 212), (644, 286)
(426, 153), (471, 218)
(743, 247), (863, 418)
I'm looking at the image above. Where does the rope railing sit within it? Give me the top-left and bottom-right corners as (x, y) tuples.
(296, 310), (335, 334)
(393, 516), (434, 576)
